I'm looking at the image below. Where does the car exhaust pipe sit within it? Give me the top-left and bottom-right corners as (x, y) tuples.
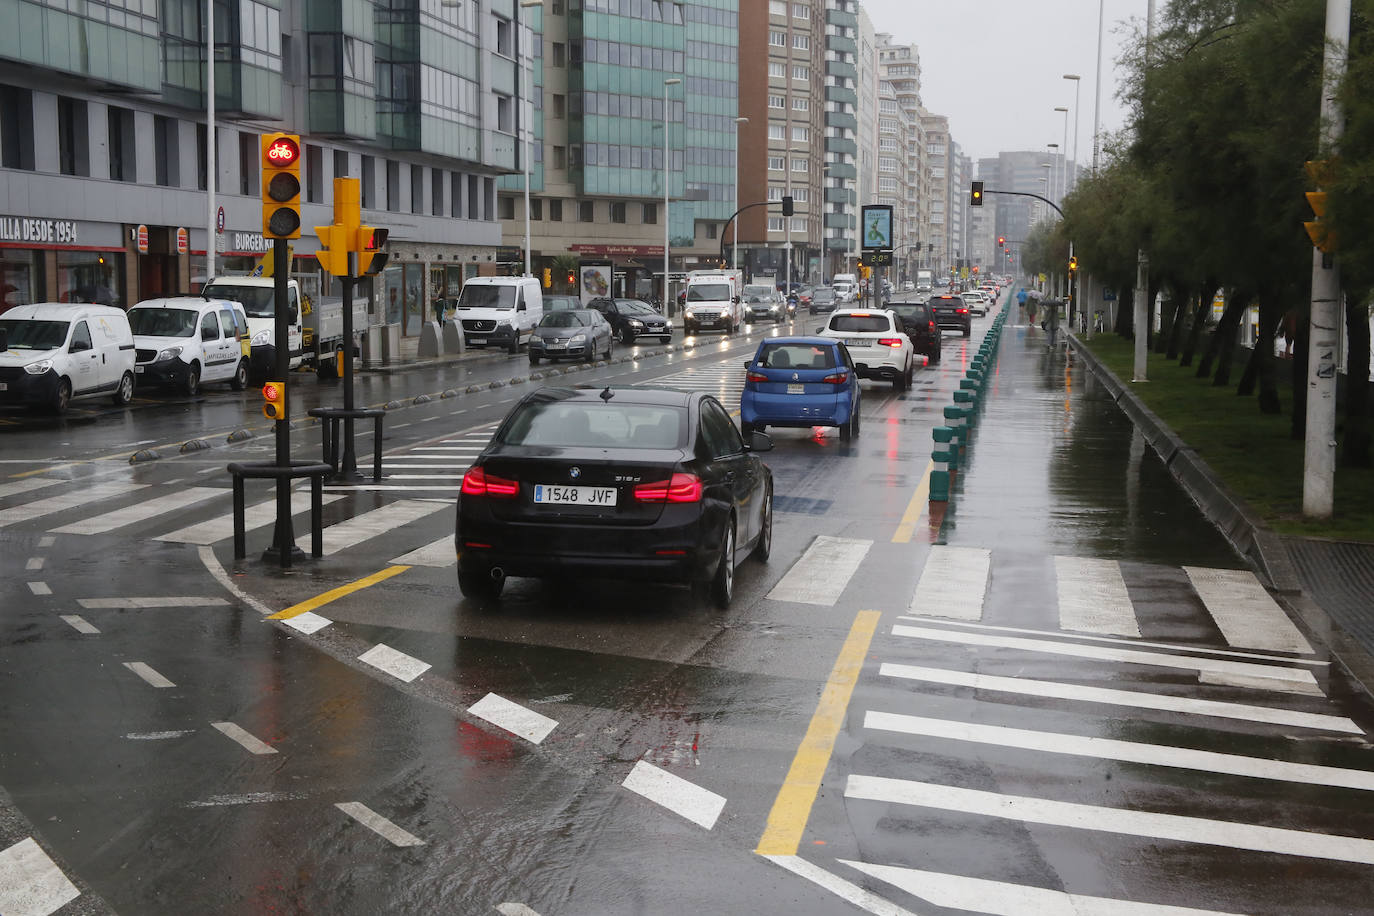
(490, 567), (505, 581)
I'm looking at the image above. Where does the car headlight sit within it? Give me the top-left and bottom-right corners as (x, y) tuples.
(156, 346), (183, 362)
(628, 319), (644, 328)
(498, 320), (512, 331)
(684, 308), (697, 318)
(23, 359), (53, 375)
(251, 330), (272, 346)
(569, 333), (586, 344)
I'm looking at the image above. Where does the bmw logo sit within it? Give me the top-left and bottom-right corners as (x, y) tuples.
(569, 466), (581, 479)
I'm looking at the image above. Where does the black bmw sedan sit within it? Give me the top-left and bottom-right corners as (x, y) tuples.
(455, 386), (773, 608)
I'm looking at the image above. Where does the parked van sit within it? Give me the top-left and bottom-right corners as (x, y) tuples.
(0, 303), (136, 412)
(451, 276), (544, 353)
(831, 273), (858, 302)
(128, 297), (250, 395)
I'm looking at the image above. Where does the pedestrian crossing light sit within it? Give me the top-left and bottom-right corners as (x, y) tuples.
(261, 133), (302, 239)
(970, 181), (984, 207)
(262, 380), (287, 421)
(356, 226), (390, 276)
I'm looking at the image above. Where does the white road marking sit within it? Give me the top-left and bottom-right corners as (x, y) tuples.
(468, 693), (558, 744)
(761, 855), (918, 916)
(0, 837), (81, 916)
(1055, 555), (1140, 636)
(124, 730), (195, 740)
(0, 478), (65, 500)
(1199, 669), (1325, 696)
(37, 535), (55, 547)
(49, 486), (221, 535)
(59, 615), (99, 635)
(897, 616), (1328, 667)
(186, 791), (308, 807)
(390, 534), (457, 568)
(24, 556), (44, 570)
(841, 859), (1244, 916)
(77, 597), (230, 609)
(880, 663), (1362, 734)
(197, 546), (274, 617)
(845, 774), (1374, 865)
(891, 624), (1319, 691)
(386, 474), (462, 480)
(621, 760), (726, 829)
(156, 492), (346, 544)
(495, 904), (543, 916)
(410, 446), (484, 452)
(910, 545), (991, 620)
(357, 643), (431, 683)
(1185, 566), (1315, 654)
(766, 535), (872, 606)
(211, 721), (279, 755)
(122, 661), (175, 688)
(321, 499), (449, 555)
(334, 802), (426, 847)
(27, 582), (51, 595)
(864, 710), (1374, 791)
(281, 611), (332, 634)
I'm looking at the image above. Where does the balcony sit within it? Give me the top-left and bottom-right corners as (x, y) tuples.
(825, 136), (857, 156)
(826, 60), (857, 80)
(827, 35), (856, 55)
(827, 8), (857, 28)
(826, 112), (857, 131)
(825, 85), (857, 105)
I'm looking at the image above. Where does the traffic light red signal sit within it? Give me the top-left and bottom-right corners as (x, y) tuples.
(356, 226), (390, 276)
(262, 380), (287, 420)
(997, 236), (1005, 248)
(261, 133), (302, 239)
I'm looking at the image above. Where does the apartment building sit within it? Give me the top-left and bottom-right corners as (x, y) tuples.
(874, 33), (926, 284)
(919, 111), (949, 275)
(0, 1), (525, 339)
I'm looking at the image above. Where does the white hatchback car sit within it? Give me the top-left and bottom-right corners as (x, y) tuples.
(961, 291), (990, 317)
(818, 308), (919, 391)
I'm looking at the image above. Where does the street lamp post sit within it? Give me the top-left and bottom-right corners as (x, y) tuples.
(205, 0), (215, 283)
(1054, 108), (1069, 203)
(733, 116), (748, 271)
(519, 0), (543, 278)
(1062, 74), (1081, 192)
(663, 78), (681, 313)
(785, 148), (796, 300)
(1047, 144), (1059, 205)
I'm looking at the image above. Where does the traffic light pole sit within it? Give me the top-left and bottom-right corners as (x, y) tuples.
(265, 236), (301, 564)
(337, 253), (362, 483)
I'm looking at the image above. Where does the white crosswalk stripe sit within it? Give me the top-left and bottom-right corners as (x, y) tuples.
(320, 499), (448, 556)
(50, 487), (222, 535)
(1055, 555), (1139, 636)
(156, 492), (347, 545)
(1185, 566), (1315, 655)
(0, 481), (148, 528)
(909, 545), (989, 619)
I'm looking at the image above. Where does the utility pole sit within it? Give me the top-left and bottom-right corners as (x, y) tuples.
(1303, 0), (1351, 519)
(1132, 0), (1156, 383)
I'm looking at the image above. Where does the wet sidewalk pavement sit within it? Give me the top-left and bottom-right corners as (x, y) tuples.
(949, 306), (1374, 695)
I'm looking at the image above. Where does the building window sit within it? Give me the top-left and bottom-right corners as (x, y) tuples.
(58, 98), (89, 177)
(530, 198), (542, 220)
(769, 0), (786, 14)
(450, 171), (462, 218)
(553, 145), (566, 169)
(705, 223), (717, 239)
(432, 168), (444, 216)
(792, 66), (809, 81)
(334, 149), (349, 178)
(791, 216), (806, 233)
(769, 31), (786, 47)
(793, 34), (809, 50)
(495, 17), (513, 56)
(769, 62), (785, 79)
(497, 95), (513, 132)
(154, 116), (177, 187)
(792, 157), (807, 172)
(386, 160), (401, 211)
(550, 199), (563, 221)
(768, 124), (785, 141)
(468, 174), (480, 219)
(610, 202), (626, 223)
(767, 156), (784, 171)
(791, 126), (809, 142)
(767, 186), (782, 201)
(880, 157), (897, 173)
(792, 97), (809, 112)
(0, 85), (34, 171)
(411, 165), (424, 214)
(499, 195), (516, 220)
(792, 3), (809, 18)
(107, 106), (136, 183)
(196, 123), (208, 191)
(769, 94), (785, 109)
(553, 94), (566, 119)
(642, 203), (657, 224)
(306, 143), (323, 202)
(579, 200), (594, 222)
(792, 187), (809, 202)
(767, 217), (784, 232)
(552, 42), (565, 67)
(361, 155), (375, 208)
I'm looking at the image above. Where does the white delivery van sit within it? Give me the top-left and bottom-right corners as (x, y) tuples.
(682, 272), (743, 334)
(127, 297), (250, 395)
(452, 276), (544, 353)
(831, 273), (858, 302)
(0, 303), (136, 412)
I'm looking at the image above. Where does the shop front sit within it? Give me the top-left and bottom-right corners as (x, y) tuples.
(0, 214), (127, 313)
(379, 243), (500, 337)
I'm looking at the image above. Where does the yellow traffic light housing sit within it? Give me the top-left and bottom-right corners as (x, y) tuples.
(542, 267), (552, 288)
(1304, 191), (1336, 252)
(1068, 255), (1078, 271)
(314, 224), (350, 277)
(261, 133), (302, 239)
(356, 226), (390, 276)
(262, 380), (287, 421)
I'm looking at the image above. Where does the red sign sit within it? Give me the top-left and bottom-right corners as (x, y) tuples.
(175, 227), (189, 254)
(568, 243), (665, 257)
(136, 224), (148, 254)
(265, 137), (300, 166)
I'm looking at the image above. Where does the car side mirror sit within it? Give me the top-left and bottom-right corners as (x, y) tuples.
(742, 359), (754, 370)
(814, 326), (824, 335)
(746, 430), (774, 452)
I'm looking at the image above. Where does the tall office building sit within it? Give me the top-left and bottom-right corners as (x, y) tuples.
(875, 33), (925, 282)
(919, 111), (949, 275)
(855, 7), (878, 275)
(0, 2), (521, 340)
(499, 0), (740, 301)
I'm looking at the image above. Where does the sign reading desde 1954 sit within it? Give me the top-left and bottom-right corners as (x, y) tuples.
(860, 204), (893, 251)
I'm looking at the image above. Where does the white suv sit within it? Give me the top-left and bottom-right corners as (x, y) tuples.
(961, 290), (990, 317)
(819, 308), (918, 391)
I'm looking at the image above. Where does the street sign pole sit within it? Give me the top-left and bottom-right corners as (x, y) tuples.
(337, 251), (362, 483)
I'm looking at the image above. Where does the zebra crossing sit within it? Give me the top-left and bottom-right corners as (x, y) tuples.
(769, 544), (1373, 916)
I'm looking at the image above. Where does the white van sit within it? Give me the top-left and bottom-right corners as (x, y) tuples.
(0, 303), (136, 412)
(451, 276), (544, 353)
(831, 273), (858, 303)
(128, 297), (250, 395)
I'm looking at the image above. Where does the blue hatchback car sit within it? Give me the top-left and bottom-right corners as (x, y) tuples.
(739, 336), (861, 440)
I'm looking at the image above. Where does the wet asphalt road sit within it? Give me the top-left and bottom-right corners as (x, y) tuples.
(2, 300), (1372, 915)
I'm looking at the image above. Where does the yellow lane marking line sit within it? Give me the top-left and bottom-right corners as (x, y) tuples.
(891, 459), (934, 543)
(267, 565), (411, 620)
(756, 609), (881, 856)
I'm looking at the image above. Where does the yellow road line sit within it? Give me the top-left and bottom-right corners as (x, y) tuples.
(891, 459), (934, 543)
(267, 565), (411, 620)
(756, 609), (881, 856)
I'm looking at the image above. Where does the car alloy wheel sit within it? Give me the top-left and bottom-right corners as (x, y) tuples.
(751, 487), (772, 562)
(112, 371), (135, 407)
(183, 363), (201, 396)
(230, 360), (248, 390)
(709, 520), (736, 609)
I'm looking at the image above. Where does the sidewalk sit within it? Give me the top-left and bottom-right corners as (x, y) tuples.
(1065, 329), (1374, 696)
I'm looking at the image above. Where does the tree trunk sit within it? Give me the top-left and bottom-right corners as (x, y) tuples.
(1211, 295), (1246, 388)
(1154, 280), (1179, 354)
(1165, 284), (1190, 360)
(1181, 280), (1216, 368)
(1343, 297), (1372, 468)
(1238, 298), (1282, 414)
(1198, 290), (1245, 379)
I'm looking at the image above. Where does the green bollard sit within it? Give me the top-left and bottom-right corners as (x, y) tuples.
(929, 469), (950, 502)
(933, 425), (957, 470)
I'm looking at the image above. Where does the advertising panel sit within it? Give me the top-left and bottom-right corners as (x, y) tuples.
(579, 260), (613, 306)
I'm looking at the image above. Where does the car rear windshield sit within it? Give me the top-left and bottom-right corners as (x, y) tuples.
(128, 308), (198, 338)
(888, 305), (931, 322)
(756, 343), (837, 370)
(501, 402), (686, 449)
(687, 284), (731, 301)
(828, 314), (891, 333)
(0, 319), (69, 350)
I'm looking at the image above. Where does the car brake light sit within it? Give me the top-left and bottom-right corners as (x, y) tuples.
(878, 337), (904, 348)
(461, 465), (519, 498)
(634, 473), (703, 503)
(822, 371), (849, 385)
(928, 321), (936, 331)
(747, 371), (768, 383)
(957, 308), (969, 315)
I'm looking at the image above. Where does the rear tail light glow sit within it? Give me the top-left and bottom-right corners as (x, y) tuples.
(746, 371), (768, 383)
(634, 473), (703, 503)
(822, 371), (850, 385)
(461, 466), (519, 498)
(957, 308), (969, 315)
(878, 338), (904, 348)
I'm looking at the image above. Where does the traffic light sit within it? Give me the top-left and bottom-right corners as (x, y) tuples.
(1068, 255), (1078, 271)
(356, 226), (390, 275)
(542, 268), (551, 288)
(314, 224), (349, 277)
(781, 195), (794, 217)
(261, 133), (302, 239)
(567, 270), (576, 286)
(1304, 159), (1337, 253)
(262, 380), (287, 421)
(970, 181), (984, 207)
(997, 236), (1005, 248)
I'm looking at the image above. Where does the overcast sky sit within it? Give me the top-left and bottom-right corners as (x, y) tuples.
(859, 0), (1148, 166)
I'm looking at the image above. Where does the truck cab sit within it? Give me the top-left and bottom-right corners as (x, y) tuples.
(202, 277), (302, 380)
